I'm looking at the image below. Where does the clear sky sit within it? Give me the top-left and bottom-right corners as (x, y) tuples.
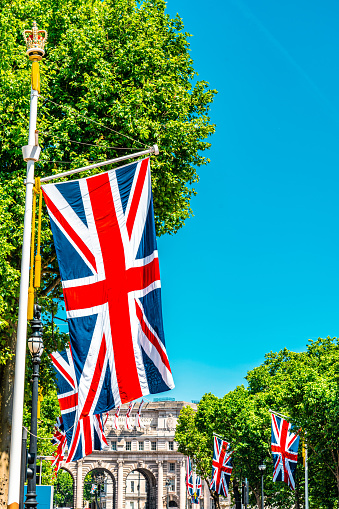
(56, 0), (339, 404)
(154, 0), (339, 402)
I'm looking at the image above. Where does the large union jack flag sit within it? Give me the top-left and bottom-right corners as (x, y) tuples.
(51, 348), (108, 462)
(210, 436), (233, 498)
(42, 158), (174, 418)
(271, 413), (300, 490)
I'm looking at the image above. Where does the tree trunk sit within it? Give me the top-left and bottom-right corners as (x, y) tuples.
(251, 487), (260, 508)
(211, 492), (220, 509)
(0, 330), (16, 509)
(232, 479), (241, 509)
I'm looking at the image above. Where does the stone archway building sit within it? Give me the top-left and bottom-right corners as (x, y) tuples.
(63, 401), (230, 509)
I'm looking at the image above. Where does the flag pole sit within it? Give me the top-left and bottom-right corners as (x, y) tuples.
(39, 145), (159, 184)
(7, 22), (47, 509)
(305, 435), (309, 509)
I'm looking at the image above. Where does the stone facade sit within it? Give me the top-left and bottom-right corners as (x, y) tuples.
(61, 401), (231, 509)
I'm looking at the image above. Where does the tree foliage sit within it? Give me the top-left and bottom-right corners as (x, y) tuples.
(175, 338), (339, 509)
(0, 0), (216, 497)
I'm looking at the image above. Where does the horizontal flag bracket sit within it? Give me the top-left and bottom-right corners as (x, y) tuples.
(40, 144), (159, 183)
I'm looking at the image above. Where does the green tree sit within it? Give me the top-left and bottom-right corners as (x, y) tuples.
(53, 469), (74, 508)
(247, 340), (339, 508)
(0, 0), (216, 498)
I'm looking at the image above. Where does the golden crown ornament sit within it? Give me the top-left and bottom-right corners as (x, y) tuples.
(23, 21), (47, 61)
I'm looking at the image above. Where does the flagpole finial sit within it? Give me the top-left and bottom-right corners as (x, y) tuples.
(23, 21), (48, 61)
(22, 21), (47, 93)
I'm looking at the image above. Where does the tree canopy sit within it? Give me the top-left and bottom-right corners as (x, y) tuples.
(0, 0), (216, 499)
(175, 338), (339, 509)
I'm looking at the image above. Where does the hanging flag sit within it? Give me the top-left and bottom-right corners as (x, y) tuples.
(186, 457), (194, 498)
(271, 413), (300, 490)
(135, 400), (145, 428)
(114, 406), (121, 430)
(51, 417), (67, 473)
(210, 436), (233, 498)
(187, 457), (202, 504)
(42, 158), (174, 418)
(66, 412), (108, 462)
(194, 475), (202, 503)
(50, 347), (108, 462)
(125, 401), (135, 430)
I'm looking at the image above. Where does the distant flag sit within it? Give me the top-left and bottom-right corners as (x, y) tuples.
(114, 406), (121, 430)
(135, 400), (145, 428)
(51, 416), (67, 473)
(186, 457), (194, 498)
(210, 436), (233, 497)
(66, 412), (108, 463)
(187, 457), (202, 504)
(195, 475), (202, 502)
(50, 347), (108, 462)
(90, 484), (97, 494)
(271, 413), (300, 490)
(42, 158), (175, 420)
(125, 401), (135, 430)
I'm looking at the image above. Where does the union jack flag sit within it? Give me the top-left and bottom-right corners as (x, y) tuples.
(42, 158), (174, 417)
(125, 401), (135, 430)
(135, 399), (145, 428)
(186, 457), (194, 497)
(210, 436), (233, 497)
(114, 405), (121, 430)
(51, 348), (108, 462)
(271, 413), (300, 490)
(191, 474), (202, 504)
(51, 417), (67, 473)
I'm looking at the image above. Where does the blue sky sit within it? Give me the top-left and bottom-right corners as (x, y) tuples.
(56, 0), (339, 403)
(154, 0), (339, 402)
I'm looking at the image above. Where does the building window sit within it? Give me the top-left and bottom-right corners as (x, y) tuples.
(168, 441), (174, 451)
(151, 441), (157, 451)
(169, 462), (175, 472)
(131, 481), (135, 493)
(126, 441), (131, 451)
(168, 478), (175, 492)
(111, 441), (117, 451)
(139, 441), (144, 451)
(130, 502), (134, 509)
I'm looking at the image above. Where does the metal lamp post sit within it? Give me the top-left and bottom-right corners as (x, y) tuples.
(24, 305), (44, 509)
(258, 463), (266, 509)
(165, 480), (171, 509)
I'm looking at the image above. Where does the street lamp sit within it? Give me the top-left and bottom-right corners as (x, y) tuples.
(258, 463), (266, 509)
(25, 304), (44, 509)
(165, 479), (171, 509)
(93, 471), (106, 509)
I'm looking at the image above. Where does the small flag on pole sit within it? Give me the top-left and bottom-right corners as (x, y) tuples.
(271, 413), (300, 490)
(125, 401), (135, 430)
(114, 406), (121, 430)
(135, 400), (145, 428)
(210, 436), (233, 497)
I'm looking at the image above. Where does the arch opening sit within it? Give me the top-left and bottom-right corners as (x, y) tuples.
(53, 468), (74, 509)
(83, 468), (116, 509)
(125, 468), (156, 509)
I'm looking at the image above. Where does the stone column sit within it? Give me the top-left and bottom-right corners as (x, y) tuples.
(157, 460), (163, 509)
(203, 480), (210, 509)
(118, 459), (124, 509)
(179, 459), (186, 509)
(76, 460), (83, 509)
